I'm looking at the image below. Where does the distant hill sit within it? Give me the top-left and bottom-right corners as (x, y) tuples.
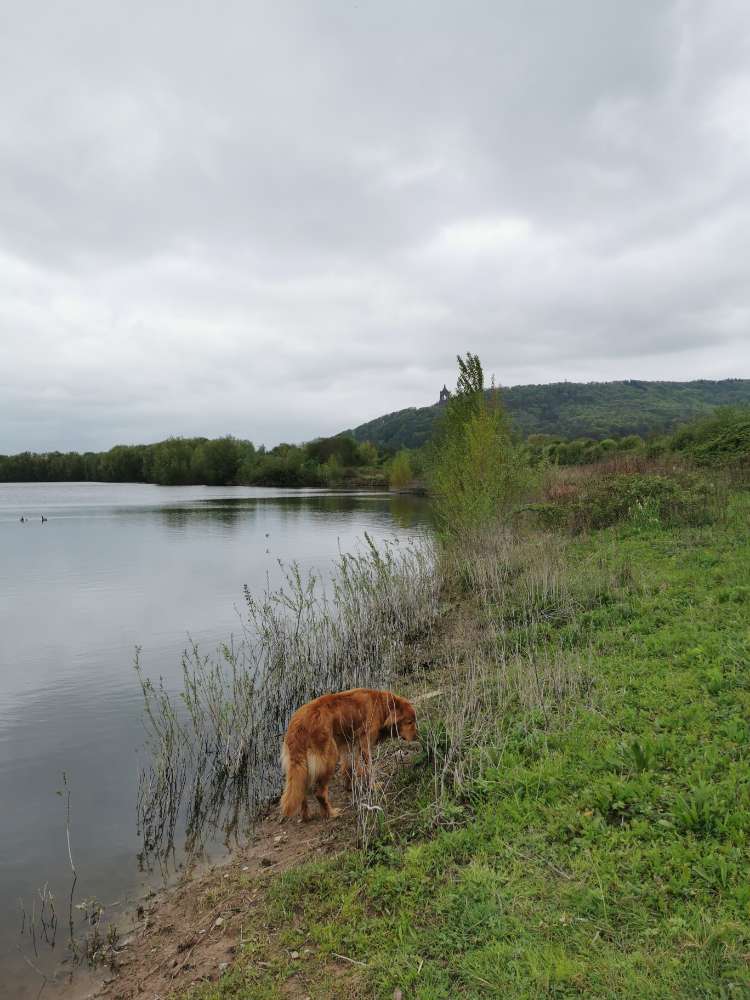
(345, 379), (750, 450)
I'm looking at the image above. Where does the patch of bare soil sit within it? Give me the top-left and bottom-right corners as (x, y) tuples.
(67, 781), (357, 1000)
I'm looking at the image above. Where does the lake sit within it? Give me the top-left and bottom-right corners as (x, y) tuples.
(0, 482), (430, 998)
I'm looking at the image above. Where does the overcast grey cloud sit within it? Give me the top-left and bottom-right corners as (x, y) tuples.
(1, 0), (749, 451)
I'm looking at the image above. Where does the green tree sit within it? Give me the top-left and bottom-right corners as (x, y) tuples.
(322, 453), (343, 484)
(236, 441), (258, 483)
(357, 441), (379, 466)
(306, 435), (361, 467)
(150, 437), (196, 485)
(429, 353), (531, 537)
(389, 450), (413, 490)
(191, 436), (243, 485)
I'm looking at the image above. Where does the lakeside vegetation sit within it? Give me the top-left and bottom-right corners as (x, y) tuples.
(132, 355), (749, 998)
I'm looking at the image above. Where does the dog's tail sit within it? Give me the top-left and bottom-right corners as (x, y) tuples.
(280, 741), (310, 818)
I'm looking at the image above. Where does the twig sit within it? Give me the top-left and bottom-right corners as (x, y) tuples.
(333, 952), (368, 966)
(411, 688), (444, 705)
(15, 944), (49, 1000)
(61, 772), (78, 956)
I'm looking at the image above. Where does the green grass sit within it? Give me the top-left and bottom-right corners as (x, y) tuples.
(189, 493), (750, 999)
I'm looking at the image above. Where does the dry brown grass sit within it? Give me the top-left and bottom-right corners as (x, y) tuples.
(405, 523), (609, 819)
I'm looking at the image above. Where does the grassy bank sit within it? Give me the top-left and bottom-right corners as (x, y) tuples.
(181, 484), (750, 998)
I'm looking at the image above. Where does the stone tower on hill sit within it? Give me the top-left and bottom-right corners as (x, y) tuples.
(438, 385), (451, 406)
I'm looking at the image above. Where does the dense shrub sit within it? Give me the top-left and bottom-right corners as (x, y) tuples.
(670, 407), (750, 469)
(389, 450), (413, 490)
(534, 472), (725, 533)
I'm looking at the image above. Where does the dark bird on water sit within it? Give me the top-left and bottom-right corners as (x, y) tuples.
(41, 515), (47, 523)
(19, 515), (25, 523)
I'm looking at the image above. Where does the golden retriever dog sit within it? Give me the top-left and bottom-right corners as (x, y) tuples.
(280, 688), (418, 820)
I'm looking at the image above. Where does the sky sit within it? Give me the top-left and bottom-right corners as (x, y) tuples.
(1, 0), (749, 453)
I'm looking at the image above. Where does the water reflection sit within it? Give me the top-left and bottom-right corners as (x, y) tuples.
(148, 492), (431, 529)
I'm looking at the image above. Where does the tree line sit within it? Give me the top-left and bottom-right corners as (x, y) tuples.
(0, 434), (391, 487)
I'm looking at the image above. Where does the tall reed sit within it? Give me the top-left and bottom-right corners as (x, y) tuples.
(135, 535), (439, 863)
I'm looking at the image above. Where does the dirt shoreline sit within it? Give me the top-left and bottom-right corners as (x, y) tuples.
(58, 780), (357, 1000)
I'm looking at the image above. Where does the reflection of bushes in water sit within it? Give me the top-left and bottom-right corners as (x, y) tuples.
(387, 494), (433, 529)
(157, 503), (258, 530)
(262, 494), (429, 522)
(151, 494), (431, 533)
(135, 535), (439, 864)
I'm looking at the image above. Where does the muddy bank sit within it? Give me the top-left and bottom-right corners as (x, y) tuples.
(69, 782), (357, 1000)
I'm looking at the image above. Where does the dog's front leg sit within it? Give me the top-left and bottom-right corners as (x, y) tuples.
(360, 723), (381, 779)
(339, 743), (355, 789)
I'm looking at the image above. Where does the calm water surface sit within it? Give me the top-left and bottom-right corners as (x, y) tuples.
(0, 483), (430, 997)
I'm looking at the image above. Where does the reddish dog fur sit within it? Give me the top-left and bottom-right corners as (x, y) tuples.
(280, 688), (418, 820)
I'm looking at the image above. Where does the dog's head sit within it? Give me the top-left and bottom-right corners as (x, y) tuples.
(383, 696), (418, 742)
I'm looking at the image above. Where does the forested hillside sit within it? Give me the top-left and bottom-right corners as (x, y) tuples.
(345, 379), (750, 449)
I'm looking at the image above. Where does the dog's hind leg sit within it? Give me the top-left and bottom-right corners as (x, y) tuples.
(314, 782), (340, 819)
(314, 741), (341, 819)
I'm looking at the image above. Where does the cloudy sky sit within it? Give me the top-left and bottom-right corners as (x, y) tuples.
(1, 0), (748, 452)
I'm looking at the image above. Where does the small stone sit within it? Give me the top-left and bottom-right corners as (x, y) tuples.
(273, 834), (284, 844)
(290, 950), (300, 960)
(219, 962), (229, 972)
(241, 866), (249, 871)
(214, 916), (224, 927)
